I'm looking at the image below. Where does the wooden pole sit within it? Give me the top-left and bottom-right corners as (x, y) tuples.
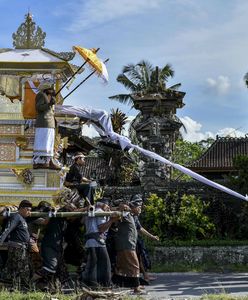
(63, 58), (109, 101)
(55, 48), (100, 96)
(1, 210), (126, 218)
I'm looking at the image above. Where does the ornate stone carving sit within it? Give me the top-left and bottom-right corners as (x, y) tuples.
(0, 96), (22, 114)
(131, 91), (185, 189)
(0, 124), (22, 136)
(0, 143), (16, 161)
(12, 13), (46, 49)
(12, 168), (34, 185)
(15, 136), (28, 149)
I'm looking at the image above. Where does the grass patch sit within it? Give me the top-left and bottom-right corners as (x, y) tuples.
(0, 291), (144, 300)
(200, 294), (248, 300)
(0, 291), (75, 300)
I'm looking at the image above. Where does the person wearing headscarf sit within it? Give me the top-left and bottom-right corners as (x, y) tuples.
(130, 194), (159, 284)
(0, 200), (33, 287)
(32, 81), (61, 170)
(32, 206), (70, 288)
(112, 199), (143, 294)
(81, 201), (118, 287)
(64, 152), (95, 204)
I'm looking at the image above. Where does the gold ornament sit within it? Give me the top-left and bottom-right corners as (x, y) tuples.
(15, 136), (28, 149)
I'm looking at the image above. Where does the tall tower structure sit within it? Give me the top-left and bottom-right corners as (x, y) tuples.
(131, 90), (185, 191)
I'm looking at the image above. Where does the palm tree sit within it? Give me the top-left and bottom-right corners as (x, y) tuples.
(110, 108), (128, 134)
(109, 60), (181, 106)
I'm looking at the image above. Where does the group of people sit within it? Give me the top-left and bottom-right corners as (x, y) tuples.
(0, 192), (159, 293)
(0, 82), (161, 293)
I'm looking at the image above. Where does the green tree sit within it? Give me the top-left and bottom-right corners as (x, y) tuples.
(143, 193), (215, 241)
(96, 108), (139, 185)
(110, 108), (128, 135)
(229, 155), (248, 195)
(109, 60), (181, 105)
(171, 139), (206, 180)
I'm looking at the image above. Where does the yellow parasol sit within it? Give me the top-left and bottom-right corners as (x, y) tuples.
(73, 46), (109, 83)
(73, 47), (101, 72)
(63, 47), (109, 101)
(55, 48), (99, 97)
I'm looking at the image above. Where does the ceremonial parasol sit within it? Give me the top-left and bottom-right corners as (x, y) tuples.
(63, 46), (109, 100)
(73, 46), (109, 83)
(55, 47), (100, 96)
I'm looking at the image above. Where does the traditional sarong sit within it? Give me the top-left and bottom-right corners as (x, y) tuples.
(113, 249), (140, 288)
(2, 245), (31, 286)
(115, 250), (139, 277)
(33, 128), (55, 164)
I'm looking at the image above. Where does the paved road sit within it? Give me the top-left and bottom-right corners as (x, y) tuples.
(142, 272), (248, 299)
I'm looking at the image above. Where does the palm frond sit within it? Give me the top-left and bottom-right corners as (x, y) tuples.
(138, 60), (153, 88)
(110, 108), (128, 134)
(109, 93), (133, 105)
(116, 74), (138, 92)
(168, 83), (181, 90)
(121, 63), (144, 85)
(112, 60), (180, 106)
(159, 64), (174, 81)
(127, 67), (144, 85)
(150, 68), (159, 85)
(122, 63), (136, 73)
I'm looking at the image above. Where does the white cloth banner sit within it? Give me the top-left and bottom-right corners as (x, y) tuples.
(33, 127), (55, 157)
(55, 105), (248, 202)
(27, 80), (39, 94)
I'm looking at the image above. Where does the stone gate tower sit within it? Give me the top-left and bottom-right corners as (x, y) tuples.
(131, 90), (185, 191)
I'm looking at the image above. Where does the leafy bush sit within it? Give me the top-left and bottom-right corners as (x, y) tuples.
(229, 155), (248, 195)
(171, 139), (206, 181)
(143, 192), (215, 240)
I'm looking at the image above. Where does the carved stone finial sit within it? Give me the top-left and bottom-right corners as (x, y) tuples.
(12, 13), (46, 49)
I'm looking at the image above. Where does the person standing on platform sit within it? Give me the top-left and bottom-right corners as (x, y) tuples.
(32, 81), (61, 170)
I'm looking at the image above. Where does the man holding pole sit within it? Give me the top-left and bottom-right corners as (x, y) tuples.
(0, 200), (33, 287)
(32, 81), (61, 170)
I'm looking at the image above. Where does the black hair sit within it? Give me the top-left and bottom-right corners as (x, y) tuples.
(19, 199), (32, 209)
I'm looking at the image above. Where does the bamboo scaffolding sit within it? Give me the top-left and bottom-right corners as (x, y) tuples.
(0, 210), (128, 218)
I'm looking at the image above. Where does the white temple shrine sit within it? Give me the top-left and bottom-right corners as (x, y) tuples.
(0, 13), (76, 205)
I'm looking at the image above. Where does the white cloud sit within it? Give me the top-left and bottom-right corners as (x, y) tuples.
(65, 0), (163, 31)
(216, 127), (246, 138)
(206, 75), (230, 95)
(180, 116), (246, 142)
(180, 116), (214, 142)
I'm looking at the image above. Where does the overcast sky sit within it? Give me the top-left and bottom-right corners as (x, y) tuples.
(1, 0), (248, 141)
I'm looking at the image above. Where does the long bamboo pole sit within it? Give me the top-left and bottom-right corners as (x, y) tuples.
(63, 58), (109, 101)
(1, 210), (127, 218)
(55, 48), (100, 96)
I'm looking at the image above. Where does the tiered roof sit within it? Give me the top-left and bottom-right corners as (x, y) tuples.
(190, 136), (248, 172)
